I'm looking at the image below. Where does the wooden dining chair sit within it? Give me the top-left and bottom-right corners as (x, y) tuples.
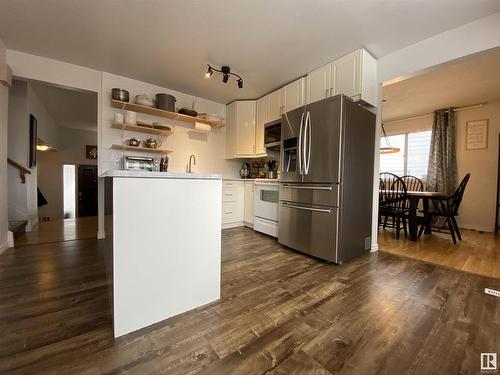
(418, 173), (471, 244)
(379, 173), (408, 239)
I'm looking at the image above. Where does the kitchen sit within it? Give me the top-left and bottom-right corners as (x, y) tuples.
(1, 2), (499, 373)
(101, 49), (377, 337)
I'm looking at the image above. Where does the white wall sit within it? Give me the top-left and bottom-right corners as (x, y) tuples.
(7, 80), (60, 228)
(0, 37), (9, 252)
(378, 12), (500, 85)
(371, 12), (500, 247)
(383, 101), (500, 232)
(101, 72), (241, 177)
(38, 127), (97, 220)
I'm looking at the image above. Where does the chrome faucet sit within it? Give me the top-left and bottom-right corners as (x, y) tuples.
(188, 154), (196, 173)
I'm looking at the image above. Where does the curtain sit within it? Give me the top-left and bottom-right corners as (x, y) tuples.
(426, 108), (457, 195)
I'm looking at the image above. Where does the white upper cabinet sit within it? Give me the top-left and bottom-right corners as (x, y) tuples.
(306, 64), (330, 105)
(255, 95), (269, 156)
(284, 77), (305, 113)
(268, 89), (283, 121)
(268, 77), (305, 121)
(306, 49), (377, 106)
(225, 100), (256, 159)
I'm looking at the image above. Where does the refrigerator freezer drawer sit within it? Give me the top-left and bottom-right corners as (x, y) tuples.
(279, 183), (339, 207)
(278, 201), (338, 263)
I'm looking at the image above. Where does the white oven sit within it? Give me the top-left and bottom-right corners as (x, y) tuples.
(254, 181), (279, 237)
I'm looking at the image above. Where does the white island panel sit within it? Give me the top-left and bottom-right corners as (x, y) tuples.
(112, 177), (221, 337)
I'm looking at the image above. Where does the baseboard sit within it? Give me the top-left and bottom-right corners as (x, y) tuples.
(243, 222), (254, 229)
(458, 224), (493, 233)
(0, 241), (9, 256)
(222, 221), (244, 230)
(7, 231), (14, 248)
(370, 242), (379, 252)
(25, 218), (39, 232)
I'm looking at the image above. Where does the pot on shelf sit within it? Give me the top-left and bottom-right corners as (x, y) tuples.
(135, 94), (155, 107)
(155, 93), (176, 112)
(112, 88), (129, 102)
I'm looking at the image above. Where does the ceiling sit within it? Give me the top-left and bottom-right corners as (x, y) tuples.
(1, 1), (500, 104)
(382, 48), (500, 122)
(30, 82), (97, 131)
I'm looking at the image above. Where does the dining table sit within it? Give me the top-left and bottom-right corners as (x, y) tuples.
(406, 191), (447, 241)
(380, 190), (446, 241)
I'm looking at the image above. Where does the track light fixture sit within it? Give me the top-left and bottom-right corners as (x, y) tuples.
(205, 65), (213, 78)
(205, 64), (244, 89)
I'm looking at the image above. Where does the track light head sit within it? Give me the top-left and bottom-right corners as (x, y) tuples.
(205, 64), (243, 88)
(205, 65), (213, 78)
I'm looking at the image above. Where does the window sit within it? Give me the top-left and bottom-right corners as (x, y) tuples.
(379, 130), (432, 178)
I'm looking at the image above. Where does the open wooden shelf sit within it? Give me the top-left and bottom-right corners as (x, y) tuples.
(111, 122), (173, 136)
(111, 99), (225, 128)
(111, 144), (173, 154)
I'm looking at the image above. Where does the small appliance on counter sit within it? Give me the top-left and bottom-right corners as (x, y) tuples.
(240, 163), (251, 178)
(123, 156), (158, 171)
(160, 156), (169, 172)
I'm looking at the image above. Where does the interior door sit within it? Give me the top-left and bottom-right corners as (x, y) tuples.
(301, 96), (342, 183)
(77, 165), (98, 217)
(280, 105), (305, 182)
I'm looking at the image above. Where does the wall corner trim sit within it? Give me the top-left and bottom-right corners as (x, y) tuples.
(370, 243), (379, 252)
(0, 62), (12, 87)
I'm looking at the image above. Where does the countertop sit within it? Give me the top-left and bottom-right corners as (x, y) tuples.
(223, 178), (280, 182)
(101, 170), (222, 180)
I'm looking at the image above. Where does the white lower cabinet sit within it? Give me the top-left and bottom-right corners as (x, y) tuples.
(222, 181), (244, 229)
(244, 181), (254, 226)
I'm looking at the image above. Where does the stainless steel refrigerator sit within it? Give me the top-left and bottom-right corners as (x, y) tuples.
(278, 95), (376, 263)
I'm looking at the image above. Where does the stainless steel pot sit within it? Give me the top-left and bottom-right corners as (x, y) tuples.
(155, 93), (176, 112)
(112, 88), (129, 102)
(127, 138), (140, 147)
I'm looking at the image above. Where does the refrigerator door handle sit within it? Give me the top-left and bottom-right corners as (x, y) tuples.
(304, 111), (311, 175)
(281, 202), (332, 214)
(298, 112), (304, 175)
(281, 183), (333, 191)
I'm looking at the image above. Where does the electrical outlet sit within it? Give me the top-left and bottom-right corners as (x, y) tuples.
(484, 288), (500, 298)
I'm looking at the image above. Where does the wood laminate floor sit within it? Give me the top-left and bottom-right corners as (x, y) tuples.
(14, 216), (99, 247)
(378, 228), (500, 278)
(0, 227), (499, 374)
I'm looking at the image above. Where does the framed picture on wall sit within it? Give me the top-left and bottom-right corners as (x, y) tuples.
(29, 114), (37, 168)
(466, 119), (489, 150)
(86, 145), (97, 160)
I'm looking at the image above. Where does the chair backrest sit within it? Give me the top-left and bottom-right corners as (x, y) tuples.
(401, 175), (424, 192)
(451, 173), (471, 215)
(379, 173), (407, 209)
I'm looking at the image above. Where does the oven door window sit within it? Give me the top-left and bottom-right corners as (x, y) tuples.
(261, 189), (279, 203)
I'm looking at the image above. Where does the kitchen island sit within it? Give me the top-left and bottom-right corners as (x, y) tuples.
(101, 170), (222, 337)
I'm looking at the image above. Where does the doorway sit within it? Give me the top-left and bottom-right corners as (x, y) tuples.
(77, 165), (98, 217)
(496, 134), (500, 234)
